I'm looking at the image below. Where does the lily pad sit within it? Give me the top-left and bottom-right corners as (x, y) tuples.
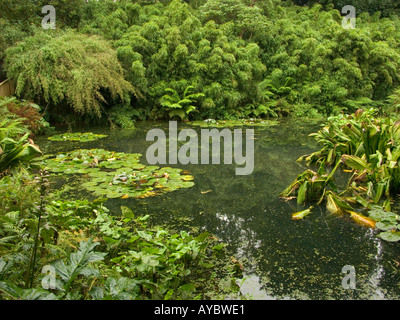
(48, 132), (108, 142)
(378, 231), (400, 242)
(187, 119), (278, 128)
(39, 148), (194, 199)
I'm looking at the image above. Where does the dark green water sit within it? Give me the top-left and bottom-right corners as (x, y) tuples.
(37, 118), (400, 300)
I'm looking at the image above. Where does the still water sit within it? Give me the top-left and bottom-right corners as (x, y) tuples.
(37, 118), (400, 300)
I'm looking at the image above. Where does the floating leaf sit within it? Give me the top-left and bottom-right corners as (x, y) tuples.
(181, 175), (194, 181)
(187, 119), (278, 128)
(378, 231), (400, 242)
(375, 221), (394, 231)
(292, 206), (313, 220)
(48, 132), (107, 142)
(39, 148), (194, 199)
(348, 211), (376, 229)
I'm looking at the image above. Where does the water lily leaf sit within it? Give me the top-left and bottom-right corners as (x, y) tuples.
(42, 148), (194, 199)
(368, 208), (399, 224)
(48, 132), (107, 142)
(187, 119), (278, 127)
(93, 189), (109, 196)
(375, 221), (395, 231)
(106, 192), (123, 199)
(378, 231), (400, 242)
(181, 175), (194, 181)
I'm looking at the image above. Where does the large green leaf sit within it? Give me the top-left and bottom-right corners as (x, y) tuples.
(341, 154), (369, 171)
(0, 135), (42, 172)
(52, 238), (106, 290)
(297, 181), (308, 204)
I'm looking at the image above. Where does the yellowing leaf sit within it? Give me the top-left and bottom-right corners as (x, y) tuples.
(292, 206), (313, 220)
(348, 211), (376, 229)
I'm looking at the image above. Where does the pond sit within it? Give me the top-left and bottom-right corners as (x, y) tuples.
(36, 118), (400, 300)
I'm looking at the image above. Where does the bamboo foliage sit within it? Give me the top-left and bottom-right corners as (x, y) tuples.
(3, 0), (400, 120)
(4, 30), (135, 118)
(112, 0), (268, 119)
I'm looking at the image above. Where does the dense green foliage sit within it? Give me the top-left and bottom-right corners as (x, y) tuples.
(291, 0), (400, 17)
(0, 97), (50, 135)
(2, 0), (400, 123)
(4, 30), (135, 121)
(0, 97), (50, 176)
(0, 188), (242, 299)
